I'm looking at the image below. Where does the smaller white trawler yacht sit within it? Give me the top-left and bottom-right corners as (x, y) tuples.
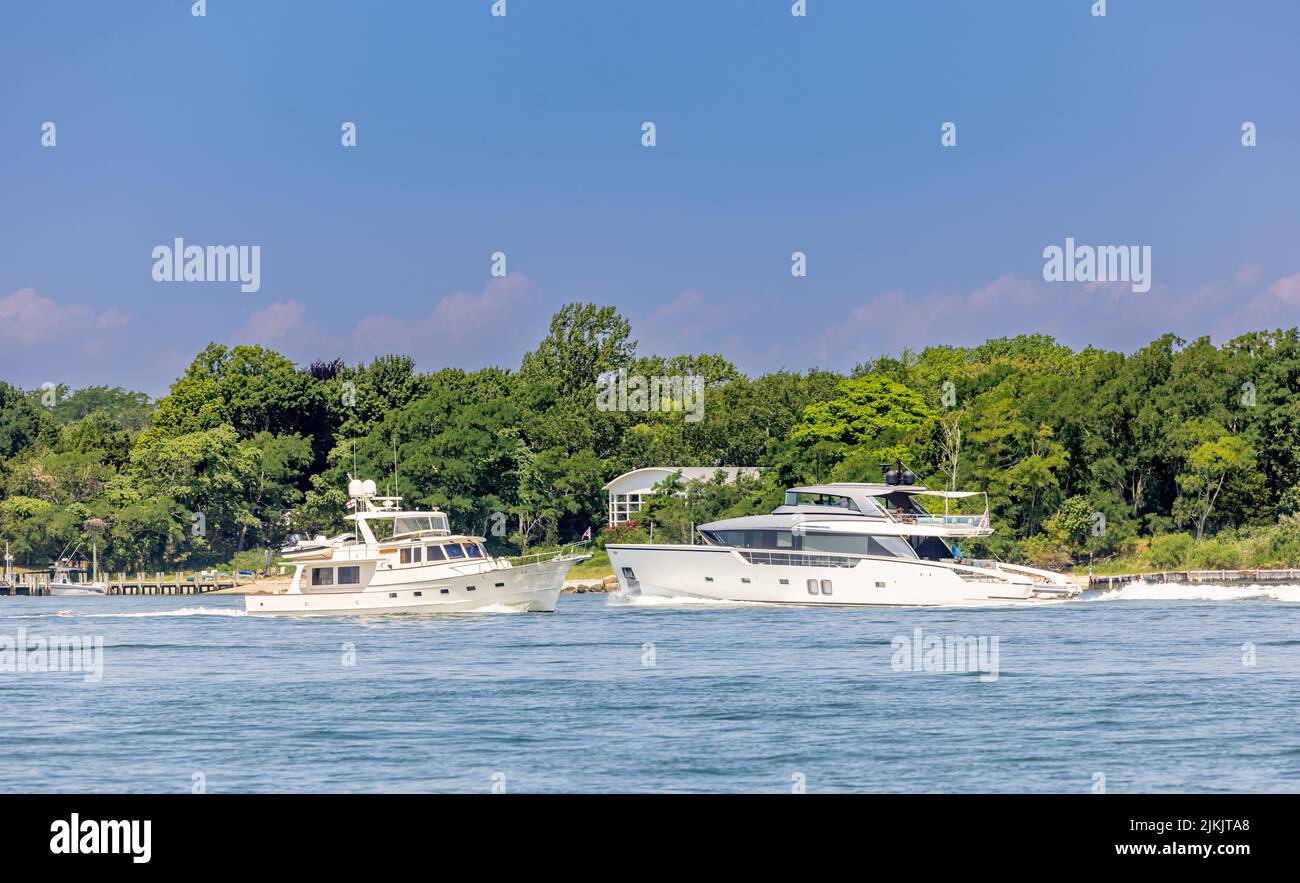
(607, 465), (1079, 607)
(245, 479), (588, 615)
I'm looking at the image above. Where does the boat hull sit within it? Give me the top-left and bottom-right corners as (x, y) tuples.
(606, 544), (1077, 608)
(244, 556), (579, 615)
(48, 584), (107, 596)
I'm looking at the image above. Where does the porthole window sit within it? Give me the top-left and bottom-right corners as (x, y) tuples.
(806, 579), (818, 595)
(820, 579), (833, 595)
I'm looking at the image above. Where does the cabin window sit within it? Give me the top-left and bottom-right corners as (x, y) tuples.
(446, 544), (466, 559)
(426, 545), (446, 561)
(311, 568), (333, 586)
(465, 544), (483, 559)
(400, 546), (422, 564)
(803, 534), (867, 556)
(784, 492), (861, 511)
(806, 579), (818, 595)
(820, 579), (833, 595)
(869, 536), (918, 559)
(338, 566), (361, 585)
(710, 529), (801, 550)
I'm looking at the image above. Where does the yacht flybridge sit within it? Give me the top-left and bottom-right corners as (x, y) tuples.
(245, 479), (588, 615)
(607, 467), (1079, 607)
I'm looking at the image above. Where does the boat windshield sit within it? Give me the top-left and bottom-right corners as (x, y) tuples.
(387, 514), (450, 538)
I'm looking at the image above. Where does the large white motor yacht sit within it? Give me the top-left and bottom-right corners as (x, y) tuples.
(245, 479), (587, 615)
(607, 469), (1079, 607)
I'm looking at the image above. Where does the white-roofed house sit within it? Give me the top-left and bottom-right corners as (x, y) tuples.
(603, 466), (762, 527)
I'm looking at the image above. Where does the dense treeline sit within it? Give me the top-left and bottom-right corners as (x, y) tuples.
(3, 304), (1300, 573)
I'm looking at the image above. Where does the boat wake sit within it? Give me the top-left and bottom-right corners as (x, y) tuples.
(49, 606), (248, 618)
(1088, 581), (1300, 603)
(605, 591), (762, 609)
(461, 602), (534, 614)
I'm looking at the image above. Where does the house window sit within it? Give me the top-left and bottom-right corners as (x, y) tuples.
(609, 492), (646, 526)
(312, 568), (333, 586)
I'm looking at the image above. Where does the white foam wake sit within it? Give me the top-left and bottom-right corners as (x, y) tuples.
(1088, 581), (1300, 603)
(49, 606), (247, 618)
(605, 591), (761, 608)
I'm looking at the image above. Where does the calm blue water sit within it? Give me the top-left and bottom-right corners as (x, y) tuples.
(1, 586), (1297, 793)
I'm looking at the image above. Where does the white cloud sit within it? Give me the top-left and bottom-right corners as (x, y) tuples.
(234, 300), (306, 346)
(233, 274), (547, 370)
(0, 288), (129, 346)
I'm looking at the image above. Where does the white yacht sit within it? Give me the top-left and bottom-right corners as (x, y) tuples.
(245, 479), (588, 615)
(48, 559), (107, 595)
(607, 468), (1079, 607)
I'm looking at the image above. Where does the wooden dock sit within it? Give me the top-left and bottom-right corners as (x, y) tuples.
(2, 570), (246, 596)
(0, 583), (50, 596)
(105, 571), (242, 595)
(1088, 568), (1300, 591)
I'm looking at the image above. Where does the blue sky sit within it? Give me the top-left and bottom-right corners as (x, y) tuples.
(2, 0), (1299, 396)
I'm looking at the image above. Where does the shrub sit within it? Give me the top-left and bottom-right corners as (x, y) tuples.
(598, 520), (648, 548)
(1186, 538), (1242, 570)
(1021, 534), (1072, 570)
(1145, 532), (1193, 570)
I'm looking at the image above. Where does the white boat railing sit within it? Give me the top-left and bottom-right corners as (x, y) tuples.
(505, 540), (592, 567)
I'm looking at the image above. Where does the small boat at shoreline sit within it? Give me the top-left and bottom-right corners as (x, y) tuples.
(607, 464), (1079, 608)
(245, 479), (588, 615)
(48, 557), (107, 596)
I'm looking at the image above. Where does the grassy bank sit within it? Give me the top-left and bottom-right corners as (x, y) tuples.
(566, 548), (612, 580)
(1065, 522), (1300, 575)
